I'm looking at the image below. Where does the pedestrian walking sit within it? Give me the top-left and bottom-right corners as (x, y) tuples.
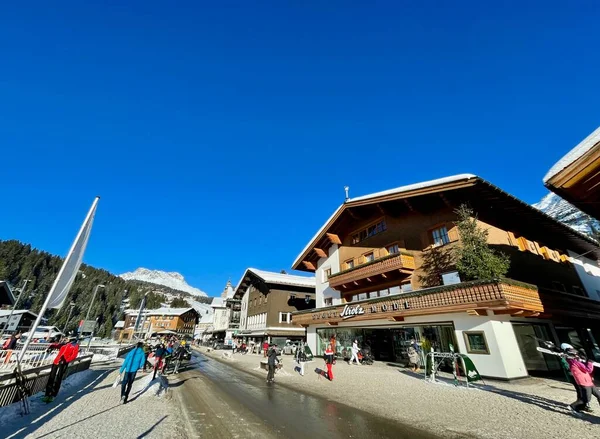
(263, 340), (269, 358)
(266, 344), (279, 383)
(120, 341), (146, 404)
(350, 339), (360, 365)
(153, 344), (166, 380)
(324, 344), (335, 381)
(567, 348), (597, 414)
(42, 337), (80, 403)
(408, 338), (422, 372)
(142, 343), (151, 372)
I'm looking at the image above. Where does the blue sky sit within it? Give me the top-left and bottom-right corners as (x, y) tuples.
(1, 2), (599, 296)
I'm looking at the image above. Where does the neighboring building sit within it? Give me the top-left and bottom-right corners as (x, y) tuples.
(0, 310), (37, 334)
(0, 281), (15, 308)
(194, 310), (214, 342)
(544, 126), (600, 221)
(291, 174), (600, 380)
(234, 268), (316, 348)
(119, 307), (199, 340)
(208, 281), (236, 343)
(112, 320), (125, 341)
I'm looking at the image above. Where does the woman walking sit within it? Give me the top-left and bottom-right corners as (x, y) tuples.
(325, 344), (335, 381)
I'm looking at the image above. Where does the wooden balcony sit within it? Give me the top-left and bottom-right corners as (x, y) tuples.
(292, 279), (543, 326)
(328, 253), (415, 292)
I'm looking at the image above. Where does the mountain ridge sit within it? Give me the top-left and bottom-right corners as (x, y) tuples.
(119, 267), (207, 297)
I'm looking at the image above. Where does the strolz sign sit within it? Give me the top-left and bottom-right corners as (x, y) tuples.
(311, 300), (409, 321)
(340, 305), (365, 320)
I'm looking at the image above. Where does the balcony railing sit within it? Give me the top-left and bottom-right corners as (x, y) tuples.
(328, 252), (415, 289)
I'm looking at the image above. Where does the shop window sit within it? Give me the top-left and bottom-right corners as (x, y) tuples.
(400, 282), (412, 293)
(279, 312), (289, 323)
(289, 294), (296, 301)
(345, 259), (355, 270)
(571, 286), (585, 297)
(352, 220), (387, 244)
(324, 297), (333, 306)
(463, 331), (490, 355)
(431, 226), (450, 247)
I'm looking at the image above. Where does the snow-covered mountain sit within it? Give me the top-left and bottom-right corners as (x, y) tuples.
(533, 192), (598, 236)
(119, 268), (207, 297)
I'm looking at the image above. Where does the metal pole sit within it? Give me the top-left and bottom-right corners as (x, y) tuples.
(0, 279), (31, 339)
(86, 317), (99, 352)
(85, 284), (104, 322)
(62, 302), (76, 334)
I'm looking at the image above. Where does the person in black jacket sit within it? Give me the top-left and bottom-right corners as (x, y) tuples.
(266, 344), (279, 383)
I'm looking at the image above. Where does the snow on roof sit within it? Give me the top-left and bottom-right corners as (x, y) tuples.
(292, 174), (478, 268)
(124, 307), (195, 317)
(249, 268), (315, 288)
(544, 126), (600, 183)
(0, 309), (37, 317)
(210, 297), (225, 308)
(198, 313), (213, 324)
(114, 320), (125, 329)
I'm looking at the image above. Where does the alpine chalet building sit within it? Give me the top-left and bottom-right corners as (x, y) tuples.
(291, 174), (600, 380)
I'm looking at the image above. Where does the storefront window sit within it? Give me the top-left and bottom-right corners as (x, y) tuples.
(316, 323), (456, 362)
(513, 323), (560, 371)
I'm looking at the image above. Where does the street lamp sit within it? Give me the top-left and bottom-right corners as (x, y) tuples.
(85, 284), (105, 322)
(0, 279), (31, 339)
(62, 301), (76, 334)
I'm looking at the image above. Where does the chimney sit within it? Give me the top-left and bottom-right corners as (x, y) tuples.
(344, 186), (350, 202)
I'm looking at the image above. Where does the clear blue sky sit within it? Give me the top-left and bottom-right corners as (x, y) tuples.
(1, 2), (599, 296)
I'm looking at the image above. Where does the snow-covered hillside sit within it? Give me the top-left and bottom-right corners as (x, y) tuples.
(533, 192), (598, 236)
(119, 268), (207, 297)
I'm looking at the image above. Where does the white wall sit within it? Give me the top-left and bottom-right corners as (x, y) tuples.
(0, 313), (24, 331)
(315, 244), (342, 308)
(568, 250), (600, 301)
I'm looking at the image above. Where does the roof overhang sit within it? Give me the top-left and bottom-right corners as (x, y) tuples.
(544, 127), (600, 220)
(292, 174), (600, 272)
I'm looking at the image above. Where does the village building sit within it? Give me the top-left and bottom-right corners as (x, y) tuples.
(119, 307), (199, 340)
(0, 281), (15, 309)
(0, 310), (37, 334)
(234, 268), (315, 349)
(291, 174), (600, 380)
(205, 281), (236, 345)
(544, 126), (600, 221)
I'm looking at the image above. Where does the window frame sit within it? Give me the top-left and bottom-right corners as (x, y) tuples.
(323, 267), (332, 282)
(463, 331), (490, 355)
(350, 218), (387, 245)
(431, 226), (450, 247)
(363, 251), (375, 263)
(386, 243), (400, 255)
(345, 259), (355, 270)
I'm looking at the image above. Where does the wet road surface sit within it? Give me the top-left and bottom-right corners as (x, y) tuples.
(169, 352), (441, 439)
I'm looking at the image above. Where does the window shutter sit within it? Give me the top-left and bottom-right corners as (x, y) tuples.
(446, 223), (459, 242)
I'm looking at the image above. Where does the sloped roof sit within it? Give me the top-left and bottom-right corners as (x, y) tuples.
(210, 297), (225, 308)
(292, 174), (478, 268)
(544, 126), (600, 183)
(292, 173), (600, 270)
(233, 268), (315, 293)
(124, 307), (196, 317)
(0, 309), (37, 317)
(114, 320), (125, 329)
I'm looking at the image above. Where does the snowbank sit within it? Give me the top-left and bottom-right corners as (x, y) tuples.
(0, 369), (96, 427)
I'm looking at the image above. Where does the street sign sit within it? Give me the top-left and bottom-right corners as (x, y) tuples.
(79, 320), (96, 334)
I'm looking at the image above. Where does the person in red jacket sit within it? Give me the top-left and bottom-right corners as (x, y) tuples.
(42, 337), (80, 402)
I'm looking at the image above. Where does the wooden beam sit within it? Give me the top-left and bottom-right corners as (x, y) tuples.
(328, 322), (338, 326)
(388, 316), (404, 322)
(314, 248), (328, 258)
(326, 233), (342, 245)
(347, 208), (360, 220)
(439, 193), (452, 208)
(381, 273), (388, 279)
(302, 261), (316, 270)
(376, 203), (387, 215)
(467, 309), (487, 316)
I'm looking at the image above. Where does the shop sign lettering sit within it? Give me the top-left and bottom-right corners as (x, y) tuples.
(340, 304), (365, 320)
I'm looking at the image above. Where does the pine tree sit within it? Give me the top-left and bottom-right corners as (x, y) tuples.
(454, 204), (510, 281)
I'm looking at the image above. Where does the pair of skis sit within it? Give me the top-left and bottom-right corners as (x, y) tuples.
(535, 347), (600, 368)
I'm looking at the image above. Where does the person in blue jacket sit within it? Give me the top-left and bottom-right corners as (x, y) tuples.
(120, 341), (146, 404)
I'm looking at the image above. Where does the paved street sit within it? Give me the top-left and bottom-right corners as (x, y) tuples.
(170, 351), (439, 439)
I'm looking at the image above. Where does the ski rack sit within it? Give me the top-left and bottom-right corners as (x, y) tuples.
(425, 351), (483, 388)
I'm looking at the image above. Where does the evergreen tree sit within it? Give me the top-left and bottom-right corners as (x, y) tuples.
(454, 204), (510, 281)
(170, 297), (189, 308)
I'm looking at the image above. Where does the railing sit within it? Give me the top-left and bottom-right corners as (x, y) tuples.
(0, 344), (58, 373)
(328, 253), (415, 288)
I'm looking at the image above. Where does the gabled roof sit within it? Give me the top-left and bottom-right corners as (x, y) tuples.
(0, 309), (37, 318)
(292, 174), (478, 269)
(233, 268), (316, 298)
(210, 297), (225, 308)
(292, 174), (600, 271)
(114, 320), (125, 329)
(544, 126), (600, 183)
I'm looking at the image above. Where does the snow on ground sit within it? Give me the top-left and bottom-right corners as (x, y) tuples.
(1, 366), (184, 439)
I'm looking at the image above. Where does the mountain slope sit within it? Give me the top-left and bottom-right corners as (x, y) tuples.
(119, 268), (207, 297)
(533, 192), (598, 237)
